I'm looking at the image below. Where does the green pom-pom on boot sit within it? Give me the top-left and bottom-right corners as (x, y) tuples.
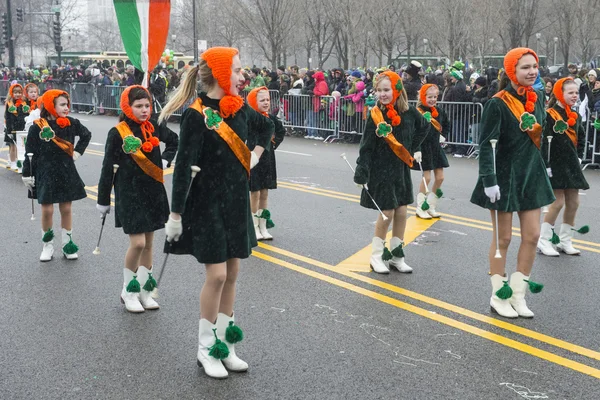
(42, 228), (54, 243)
(16, 160), (22, 168)
(550, 228), (560, 245)
(421, 198), (430, 211)
(259, 209), (275, 229)
(574, 225), (589, 234)
(525, 279), (544, 294)
(382, 246), (393, 261)
(62, 233), (79, 255)
(495, 280), (513, 299)
(208, 329), (230, 359)
(435, 188), (443, 198)
(126, 275), (141, 293)
(391, 244), (405, 258)
(225, 321), (244, 344)
(142, 272), (157, 292)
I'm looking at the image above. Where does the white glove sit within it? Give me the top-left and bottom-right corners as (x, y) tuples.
(356, 183), (369, 190)
(73, 151), (81, 161)
(578, 158), (582, 165)
(413, 151), (422, 163)
(439, 135), (446, 143)
(250, 151), (259, 169)
(162, 159), (169, 169)
(96, 204), (110, 217)
(484, 185), (501, 203)
(165, 215), (183, 242)
(22, 176), (35, 189)
(546, 167), (553, 178)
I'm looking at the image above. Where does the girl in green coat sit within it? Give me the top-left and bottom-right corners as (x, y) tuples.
(354, 71), (429, 274)
(470, 48), (553, 319)
(96, 85), (179, 313)
(4, 83), (28, 171)
(159, 47), (274, 379)
(537, 77), (589, 257)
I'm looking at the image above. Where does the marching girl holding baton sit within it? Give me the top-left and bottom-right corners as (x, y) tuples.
(4, 83), (28, 171)
(246, 86), (285, 240)
(159, 47), (274, 379)
(537, 77), (589, 257)
(21, 89), (92, 262)
(353, 71), (429, 274)
(96, 85), (178, 313)
(412, 83), (450, 219)
(470, 48), (553, 318)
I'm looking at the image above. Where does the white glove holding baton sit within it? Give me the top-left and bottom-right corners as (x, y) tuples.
(413, 151), (422, 163)
(484, 185), (501, 203)
(96, 204), (110, 218)
(546, 167), (553, 178)
(165, 215), (183, 242)
(22, 176), (35, 190)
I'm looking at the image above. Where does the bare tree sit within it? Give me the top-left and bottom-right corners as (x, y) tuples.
(550, 0), (576, 68)
(573, 0), (600, 65)
(303, 0), (336, 69)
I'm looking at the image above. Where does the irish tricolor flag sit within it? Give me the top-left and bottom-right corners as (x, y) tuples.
(114, 0), (171, 85)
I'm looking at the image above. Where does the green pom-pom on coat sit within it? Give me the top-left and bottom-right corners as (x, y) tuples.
(225, 321), (244, 343)
(142, 272), (157, 291)
(550, 229), (560, 245)
(391, 244), (405, 258)
(574, 225), (589, 234)
(525, 279), (544, 294)
(126, 275), (141, 293)
(382, 247), (393, 261)
(435, 188), (443, 198)
(42, 228), (54, 243)
(495, 281), (513, 299)
(208, 329), (230, 359)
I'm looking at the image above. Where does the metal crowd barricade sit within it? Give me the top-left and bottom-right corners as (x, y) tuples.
(279, 93), (336, 138)
(70, 83), (96, 113)
(96, 84), (125, 112)
(337, 96), (367, 140)
(583, 108), (600, 170)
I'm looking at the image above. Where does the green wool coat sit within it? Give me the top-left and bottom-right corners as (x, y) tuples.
(410, 105), (450, 171)
(22, 117), (91, 204)
(167, 93), (274, 264)
(541, 106), (589, 190)
(97, 118), (179, 234)
(470, 85), (555, 211)
(4, 104), (28, 144)
(249, 114), (285, 191)
(354, 104), (429, 210)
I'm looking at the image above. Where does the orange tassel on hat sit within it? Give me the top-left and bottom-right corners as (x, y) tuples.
(201, 47), (244, 119)
(553, 77), (579, 127)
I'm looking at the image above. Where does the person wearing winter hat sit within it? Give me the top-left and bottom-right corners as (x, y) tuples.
(306, 70), (329, 140)
(353, 71), (429, 274)
(247, 87), (286, 241)
(412, 84), (450, 219)
(470, 48), (552, 318)
(21, 89), (92, 262)
(537, 77), (589, 257)
(404, 60), (423, 100)
(159, 47), (274, 379)
(96, 85), (179, 313)
(4, 83), (28, 171)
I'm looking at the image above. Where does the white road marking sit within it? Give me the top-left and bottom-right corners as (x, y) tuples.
(89, 142), (104, 146)
(275, 149), (312, 156)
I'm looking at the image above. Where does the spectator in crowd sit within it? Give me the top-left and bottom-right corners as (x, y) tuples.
(305, 71), (329, 140)
(244, 67), (266, 92)
(403, 60), (423, 100)
(267, 71), (280, 91)
(568, 63), (578, 79)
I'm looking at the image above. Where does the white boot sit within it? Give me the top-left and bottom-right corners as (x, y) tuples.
(426, 192), (442, 218)
(61, 228), (79, 260)
(537, 222), (560, 256)
(253, 214), (263, 241)
(388, 236), (413, 273)
(369, 237), (390, 274)
(508, 272), (535, 318)
(489, 274), (518, 318)
(415, 193), (432, 219)
(40, 228), (54, 262)
(120, 268), (145, 313)
(10, 161), (17, 171)
(556, 224), (581, 255)
(216, 312), (248, 372)
(137, 265), (159, 310)
(257, 209), (273, 240)
(197, 319), (229, 379)
(5, 159), (11, 168)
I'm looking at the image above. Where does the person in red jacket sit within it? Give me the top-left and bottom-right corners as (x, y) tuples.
(306, 71), (329, 140)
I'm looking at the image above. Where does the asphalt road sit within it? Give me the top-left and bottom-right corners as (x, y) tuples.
(1, 110), (600, 399)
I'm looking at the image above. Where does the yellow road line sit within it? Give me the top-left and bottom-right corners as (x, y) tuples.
(253, 250), (600, 379)
(278, 183), (360, 203)
(337, 216), (438, 272)
(257, 241), (600, 363)
(279, 180), (361, 199)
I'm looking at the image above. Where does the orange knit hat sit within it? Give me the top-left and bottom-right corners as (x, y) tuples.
(201, 46), (244, 119)
(8, 83), (23, 98)
(247, 86), (269, 117)
(553, 77), (579, 126)
(504, 47), (539, 112)
(377, 71), (403, 126)
(36, 93), (44, 109)
(419, 84), (439, 118)
(119, 85), (158, 152)
(43, 89), (71, 128)
(24, 83), (39, 110)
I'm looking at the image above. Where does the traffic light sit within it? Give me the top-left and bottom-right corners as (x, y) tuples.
(16, 8), (24, 22)
(2, 13), (8, 45)
(53, 20), (61, 50)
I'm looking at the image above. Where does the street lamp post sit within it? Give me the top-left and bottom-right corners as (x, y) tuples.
(423, 38), (428, 55)
(535, 33), (541, 58)
(553, 37), (558, 66)
(192, 0), (198, 63)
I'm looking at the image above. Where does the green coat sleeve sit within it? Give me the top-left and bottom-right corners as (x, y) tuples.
(156, 122), (179, 166)
(247, 106), (274, 150)
(478, 99), (502, 187)
(171, 109), (204, 214)
(72, 119), (92, 155)
(272, 116), (285, 150)
(411, 107), (430, 153)
(354, 115), (376, 184)
(97, 128), (121, 206)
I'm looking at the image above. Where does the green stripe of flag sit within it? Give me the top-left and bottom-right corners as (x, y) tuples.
(113, 0), (143, 71)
